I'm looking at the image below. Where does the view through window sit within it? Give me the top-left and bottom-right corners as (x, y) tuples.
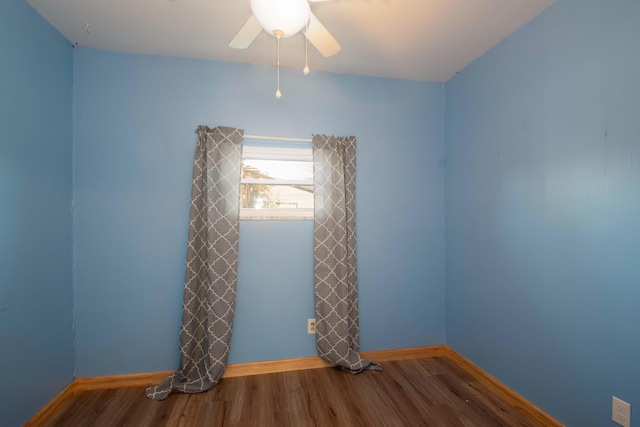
(240, 140), (313, 220)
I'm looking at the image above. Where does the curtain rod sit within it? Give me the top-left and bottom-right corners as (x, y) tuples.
(244, 134), (312, 143)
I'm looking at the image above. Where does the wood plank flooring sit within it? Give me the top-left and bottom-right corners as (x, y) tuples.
(44, 357), (543, 427)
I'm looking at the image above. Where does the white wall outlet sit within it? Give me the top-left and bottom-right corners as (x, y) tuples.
(612, 396), (631, 427)
(307, 318), (316, 334)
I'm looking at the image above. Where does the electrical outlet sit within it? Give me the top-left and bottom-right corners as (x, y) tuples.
(307, 318), (316, 334)
(612, 396), (631, 427)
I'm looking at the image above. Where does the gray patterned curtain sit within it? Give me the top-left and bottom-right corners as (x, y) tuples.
(146, 126), (244, 400)
(313, 134), (381, 374)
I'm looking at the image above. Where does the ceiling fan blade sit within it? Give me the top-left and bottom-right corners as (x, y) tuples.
(305, 12), (341, 57)
(229, 15), (263, 49)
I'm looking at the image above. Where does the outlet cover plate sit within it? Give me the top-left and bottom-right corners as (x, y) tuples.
(612, 396), (631, 427)
(307, 318), (316, 334)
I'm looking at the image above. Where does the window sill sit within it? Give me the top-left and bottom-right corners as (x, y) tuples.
(240, 208), (313, 221)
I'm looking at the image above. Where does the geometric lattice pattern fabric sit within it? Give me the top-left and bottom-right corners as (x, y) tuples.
(312, 134), (381, 374)
(146, 126), (244, 400)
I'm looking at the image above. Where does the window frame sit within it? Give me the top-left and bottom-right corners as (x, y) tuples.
(240, 142), (314, 221)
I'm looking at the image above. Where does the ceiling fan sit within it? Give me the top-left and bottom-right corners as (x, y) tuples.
(229, 0), (341, 58)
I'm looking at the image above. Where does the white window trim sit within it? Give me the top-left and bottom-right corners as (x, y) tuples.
(242, 145), (312, 162)
(241, 178), (313, 186)
(240, 143), (314, 221)
(240, 208), (314, 220)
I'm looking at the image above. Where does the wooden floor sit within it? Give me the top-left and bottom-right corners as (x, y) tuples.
(45, 357), (542, 427)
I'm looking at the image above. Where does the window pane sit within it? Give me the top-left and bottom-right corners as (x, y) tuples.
(242, 159), (312, 181)
(241, 184), (314, 209)
(240, 142), (314, 220)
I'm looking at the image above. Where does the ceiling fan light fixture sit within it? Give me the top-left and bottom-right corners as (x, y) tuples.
(250, 0), (310, 38)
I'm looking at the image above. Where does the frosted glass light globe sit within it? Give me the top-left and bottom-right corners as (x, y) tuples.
(250, 0), (311, 38)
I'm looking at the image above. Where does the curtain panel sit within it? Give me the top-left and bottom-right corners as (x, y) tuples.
(146, 126), (244, 400)
(312, 134), (381, 374)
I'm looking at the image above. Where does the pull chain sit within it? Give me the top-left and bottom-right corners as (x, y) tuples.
(275, 30), (282, 99)
(304, 21), (310, 75)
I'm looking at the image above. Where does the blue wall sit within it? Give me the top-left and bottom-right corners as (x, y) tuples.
(72, 48), (446, 376)
(445, 0), (640, 425)
(0, 1), (74, 425)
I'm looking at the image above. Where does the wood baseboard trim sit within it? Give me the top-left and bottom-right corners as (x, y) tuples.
(443, 346), (563, 427)
(75, 345), (446, 391)
(362, 345), (446, 361)
(75, 370), (174, 392)
(223, 345), (446, 378)
(224, 355), (332, 378)
(24, 380), (77, 427)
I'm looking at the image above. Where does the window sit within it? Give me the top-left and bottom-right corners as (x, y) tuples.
(240, 140), (313, 220)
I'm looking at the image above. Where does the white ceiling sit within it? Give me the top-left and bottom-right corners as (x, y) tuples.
(27, 0), (554, 82)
